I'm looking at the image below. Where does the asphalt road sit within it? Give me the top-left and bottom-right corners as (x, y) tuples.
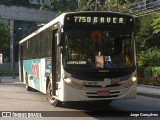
(0, 79), (160, 120)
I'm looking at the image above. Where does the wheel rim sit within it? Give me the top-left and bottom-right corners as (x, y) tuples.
(48, 83), (56, 102)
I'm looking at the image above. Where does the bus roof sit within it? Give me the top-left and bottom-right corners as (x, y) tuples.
(19, 11), (134, 44)
(19, 12), (67, 44)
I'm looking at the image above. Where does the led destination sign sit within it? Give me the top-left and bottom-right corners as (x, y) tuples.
(65, 13), (134, 25)
(73, 16), (125, 24)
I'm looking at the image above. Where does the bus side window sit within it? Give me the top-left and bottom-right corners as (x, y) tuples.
(48, 34), (52, 57)
(23, 42), (26, 59)
(40, 32), (45, 58)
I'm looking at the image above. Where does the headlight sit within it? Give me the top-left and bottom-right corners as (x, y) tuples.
(64, 77), (72, 84)
(63, 75), (83, 89)
(123, 76), (137, 88)
(132, 77), (137, 82)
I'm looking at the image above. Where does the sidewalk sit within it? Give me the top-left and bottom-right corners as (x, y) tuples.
(137, 85), (160, 98)
(0, 77), (160, 99)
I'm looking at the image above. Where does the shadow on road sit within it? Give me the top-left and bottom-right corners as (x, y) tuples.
(60, 101), (123, 111)
(53, 102), (129, 117)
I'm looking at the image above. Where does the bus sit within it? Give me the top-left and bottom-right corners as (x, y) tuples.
(19, 11), (137, 106)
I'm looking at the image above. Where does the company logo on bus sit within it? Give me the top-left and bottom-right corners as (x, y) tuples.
(32, 64), (39, 78)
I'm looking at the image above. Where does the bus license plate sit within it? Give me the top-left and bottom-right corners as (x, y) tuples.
(97, 91), (110, 96)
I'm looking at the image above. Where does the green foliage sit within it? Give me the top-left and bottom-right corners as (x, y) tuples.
(137, 66), (160, 79)
(144, 67), (152, 78)
(30, 0), (135, 12)
(136, 13), (160, 51)
(138, 47), (160, 67)
(136, 13), (160, 86)
(152, 67), (160, 78)
(151, 13), (160, 34)
(138, 67), (160, 86)
(144, 67), (160, 85)
(30, 0), (76, 12)
(137, 67), (145, 78)
(138, 47), (160, 86)
(0, 23), (10, 58)
(96, 0), (133, 12)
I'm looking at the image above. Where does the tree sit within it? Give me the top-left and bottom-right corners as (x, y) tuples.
(30, 0), (135, 12)
(76, 0), (130, 12)
(151, 13), (160, 35)
(136, 12), (160, 81)
(29, 0), (76, 12)
(135, 12), (160, 84)
(136, 13), (160, 52)
(0, 23), (10, 61)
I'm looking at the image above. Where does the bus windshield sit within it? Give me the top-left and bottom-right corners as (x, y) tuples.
(62, 30), (135, 70)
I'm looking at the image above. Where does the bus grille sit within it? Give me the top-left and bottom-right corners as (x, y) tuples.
(86, 91), (120, 98)
(87, 95), (118, 98)
(84, 84), (121, 88)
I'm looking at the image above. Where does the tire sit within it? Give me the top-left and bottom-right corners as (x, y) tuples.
(47, 81), (62, 107)
(26, 84), (33, 91)
(25, 74), (33, 91)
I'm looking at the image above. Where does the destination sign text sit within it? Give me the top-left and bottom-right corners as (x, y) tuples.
(73, 16), (125, 24)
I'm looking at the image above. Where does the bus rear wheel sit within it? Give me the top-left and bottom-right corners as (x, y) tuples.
(26, 84), (33, 91)
(25, 74), (33, 91)
(47, 81), (62, 107)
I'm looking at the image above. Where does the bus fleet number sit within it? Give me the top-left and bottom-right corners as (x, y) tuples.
(74, 16), (91, 23)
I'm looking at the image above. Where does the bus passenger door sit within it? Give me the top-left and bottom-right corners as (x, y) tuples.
(51, 29), (61, 97)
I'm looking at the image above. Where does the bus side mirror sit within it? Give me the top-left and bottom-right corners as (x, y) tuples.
(57, 33), (64, 46)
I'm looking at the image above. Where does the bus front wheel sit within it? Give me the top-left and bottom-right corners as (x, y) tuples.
(47, 81), (62, 107)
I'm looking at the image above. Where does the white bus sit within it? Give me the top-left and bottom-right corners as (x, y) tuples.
(19, 11), (137, 106)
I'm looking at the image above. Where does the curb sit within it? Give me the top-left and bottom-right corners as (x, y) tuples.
(137, 92), (160, 99)
(138, 84), (160, 89)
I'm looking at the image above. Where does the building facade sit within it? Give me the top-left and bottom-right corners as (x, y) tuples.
(0, 1), (55, 73)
